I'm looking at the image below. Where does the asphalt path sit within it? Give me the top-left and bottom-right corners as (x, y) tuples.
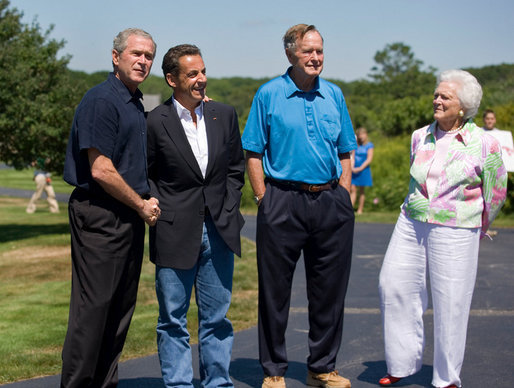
(1, 197), (513, 387)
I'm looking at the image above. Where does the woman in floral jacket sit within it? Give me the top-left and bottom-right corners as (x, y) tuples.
(378, 69), (507, 388)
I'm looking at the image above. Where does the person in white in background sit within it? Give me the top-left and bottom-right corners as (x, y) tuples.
(481, 109), (513, 236)
(26, 157), (59, 214)
(482, 109), (514, 171)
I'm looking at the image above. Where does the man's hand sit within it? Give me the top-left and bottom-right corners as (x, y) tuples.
(140, 197), (161, 226)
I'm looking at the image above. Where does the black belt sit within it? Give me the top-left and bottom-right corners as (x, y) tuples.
(266, 178), (338, 192)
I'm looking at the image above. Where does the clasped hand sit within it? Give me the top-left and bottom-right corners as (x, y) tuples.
(142, 197), (161, 226)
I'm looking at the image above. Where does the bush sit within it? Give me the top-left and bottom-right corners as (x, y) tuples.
(365, 133), (411, 212)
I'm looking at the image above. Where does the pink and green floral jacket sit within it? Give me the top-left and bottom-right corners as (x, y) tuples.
(402, 121), (507, 235)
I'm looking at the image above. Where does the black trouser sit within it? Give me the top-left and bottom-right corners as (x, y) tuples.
(61, 189), (145, 388)
(256, 180), (354, 376)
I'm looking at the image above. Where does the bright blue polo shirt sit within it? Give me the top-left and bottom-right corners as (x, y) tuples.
(242, 68), (356, 184)
(63, 73), (150, 196)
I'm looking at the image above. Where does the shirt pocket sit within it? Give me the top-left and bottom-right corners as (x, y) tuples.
(320, 116), (340, 143)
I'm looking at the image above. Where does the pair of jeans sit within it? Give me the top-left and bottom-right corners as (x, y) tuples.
(156, 217), (234, 387)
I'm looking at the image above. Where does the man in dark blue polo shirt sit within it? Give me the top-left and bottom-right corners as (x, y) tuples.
(242, 24), (357, 388)
(61, 28), (160, 388)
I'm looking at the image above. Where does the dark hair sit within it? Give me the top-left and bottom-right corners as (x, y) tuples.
(483, 109), (495, 119)
(162, 44), (202, 79)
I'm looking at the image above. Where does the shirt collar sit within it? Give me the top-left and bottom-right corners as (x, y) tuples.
(283, 67), (323, 98)
(426, 120), (473, 146)
(108, 72), (143, 103)
(172, 96), (203, 121)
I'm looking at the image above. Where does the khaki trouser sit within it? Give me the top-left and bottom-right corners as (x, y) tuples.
(26, 173), (59, 213)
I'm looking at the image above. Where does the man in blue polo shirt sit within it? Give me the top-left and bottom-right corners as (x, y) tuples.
(61, 28), (160, 388)
(242, 24), (356, 388)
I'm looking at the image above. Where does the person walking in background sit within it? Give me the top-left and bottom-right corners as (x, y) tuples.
(61, 28), (160, 388)
(243, 24), (356, 388)
(350, 127), (374, 214)
(378, 70), (507, 388)
(26, 157), (59, 213)
(146, 44), (245, 388)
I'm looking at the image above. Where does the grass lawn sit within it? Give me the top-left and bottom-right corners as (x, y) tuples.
(0, 197), (257, 384)
(0, 168), (74, 194)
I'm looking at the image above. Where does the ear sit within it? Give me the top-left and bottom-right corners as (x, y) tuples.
(165, 73), (177, 88)
(285, 48), (296, 65)
(112, 49), (120, 67)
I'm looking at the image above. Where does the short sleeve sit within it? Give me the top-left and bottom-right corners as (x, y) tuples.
(242, 91), (269, 154)
(76, 97), (119, 158)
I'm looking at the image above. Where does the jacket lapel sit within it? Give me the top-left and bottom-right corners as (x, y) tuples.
(204, 104), (220, 178)
(160, 98), (203, 179)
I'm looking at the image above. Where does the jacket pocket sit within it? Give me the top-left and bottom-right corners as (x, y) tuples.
(158, 210), (175, 223)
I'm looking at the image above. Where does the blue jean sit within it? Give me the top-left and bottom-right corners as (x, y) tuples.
(155, 217), (234, 387)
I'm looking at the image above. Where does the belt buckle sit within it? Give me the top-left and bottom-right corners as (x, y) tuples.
(308, 184), (320, 192)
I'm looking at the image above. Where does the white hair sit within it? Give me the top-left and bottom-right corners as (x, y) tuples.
(436, 69), (482, 119)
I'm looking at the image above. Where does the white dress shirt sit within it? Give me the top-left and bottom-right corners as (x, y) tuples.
(173, 97), (208, 178)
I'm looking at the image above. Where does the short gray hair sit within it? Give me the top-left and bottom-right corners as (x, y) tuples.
(436, 69), (482, 119)
(283, 24), (322, 52)
(112, 28), (156, 57)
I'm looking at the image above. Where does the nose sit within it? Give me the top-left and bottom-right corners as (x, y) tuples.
(137, 54), (149, 65)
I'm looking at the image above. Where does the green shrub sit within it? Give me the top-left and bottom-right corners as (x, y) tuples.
(365, 133), (411, 212)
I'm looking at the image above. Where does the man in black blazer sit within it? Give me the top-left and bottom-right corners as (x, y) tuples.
(146, 44), (245, 388)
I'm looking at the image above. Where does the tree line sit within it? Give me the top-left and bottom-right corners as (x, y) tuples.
(1, 0), (512, 212)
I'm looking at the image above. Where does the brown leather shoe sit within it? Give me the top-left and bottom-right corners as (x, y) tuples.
(379, 374), (402, 385)
(307, 370), (351, 388)
(262, 375), (286, 388)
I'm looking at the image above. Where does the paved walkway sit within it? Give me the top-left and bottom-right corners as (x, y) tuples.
(1, 190), (513, 387)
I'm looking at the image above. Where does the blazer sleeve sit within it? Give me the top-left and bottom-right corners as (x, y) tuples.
(225, 107), (245, 205)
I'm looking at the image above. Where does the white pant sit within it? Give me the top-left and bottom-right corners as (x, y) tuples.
(379, 213), (480, 388)
(26, 173), (59, 213)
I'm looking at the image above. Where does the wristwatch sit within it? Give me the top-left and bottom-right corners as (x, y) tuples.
(253, 193), (264, 205)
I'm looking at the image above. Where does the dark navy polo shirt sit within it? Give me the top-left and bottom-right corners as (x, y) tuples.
(63, 72), (150, 196)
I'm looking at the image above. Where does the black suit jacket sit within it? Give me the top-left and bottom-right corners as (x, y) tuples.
(147, 98), (245, 269)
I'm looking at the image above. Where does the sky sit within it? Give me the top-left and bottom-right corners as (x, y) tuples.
(8, 0), (514, 82)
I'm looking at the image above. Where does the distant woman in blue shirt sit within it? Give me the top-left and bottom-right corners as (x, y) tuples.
(351, 127), (374, 214)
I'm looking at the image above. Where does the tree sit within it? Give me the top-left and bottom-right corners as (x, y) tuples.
(0, 0), (82, 173)
(368, 42), (436, 99)
(370, 42), (424, 82)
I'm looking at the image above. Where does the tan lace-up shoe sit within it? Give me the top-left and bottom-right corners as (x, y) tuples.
(262, 375), (286, 388)
(307, 370), (351, 388)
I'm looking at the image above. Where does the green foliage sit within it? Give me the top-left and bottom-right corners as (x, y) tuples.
(370, 42), (424, 82)
(138, 75), (269, 132)
(0, 0), (83, 173)
(500, 173), (514, 215)
(138, 73), (169, 100)
(365, 134), (411, 211)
